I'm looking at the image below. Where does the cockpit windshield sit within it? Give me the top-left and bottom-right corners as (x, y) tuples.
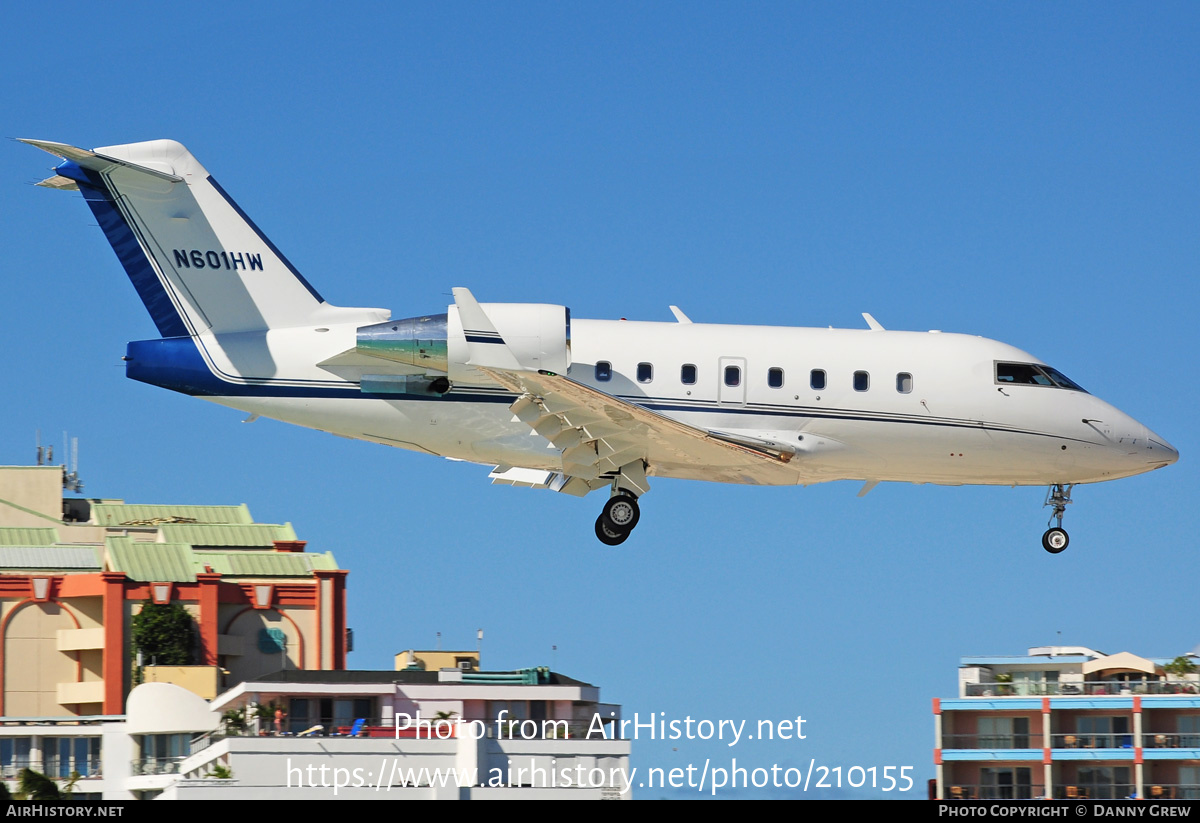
(995, 362), (1087, 393)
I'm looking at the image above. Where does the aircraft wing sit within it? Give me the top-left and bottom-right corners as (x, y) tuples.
(480, 366), (798, 494)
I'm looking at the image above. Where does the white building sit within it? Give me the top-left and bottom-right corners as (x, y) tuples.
(2, 667), (631, 800)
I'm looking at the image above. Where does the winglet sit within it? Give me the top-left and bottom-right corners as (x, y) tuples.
(862, 312), (884, 331)
(669, 305), (692, 324)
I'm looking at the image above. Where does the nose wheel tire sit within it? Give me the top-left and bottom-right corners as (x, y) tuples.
(1042, 528), (1069, 554)
(595, 516), (629, 546)
(601, 493), (640, 533)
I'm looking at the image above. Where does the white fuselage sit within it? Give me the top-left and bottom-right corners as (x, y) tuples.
(201, 318), (1176, 489)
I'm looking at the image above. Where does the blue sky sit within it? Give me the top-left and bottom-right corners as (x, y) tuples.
(3, 2), (1197, 799)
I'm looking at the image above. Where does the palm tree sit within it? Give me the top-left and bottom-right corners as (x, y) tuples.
(17, 768), (61, 800)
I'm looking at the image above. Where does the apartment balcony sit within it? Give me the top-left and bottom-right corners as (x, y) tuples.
(1141, 784), (1200, 800)
(1144, 733), (1200, 749)
(56, 628), (104, 652)
(1051, 733), (1135, 750)
(944, 783), (1048, 800)
(131, 756), (188, 776)
(942, 734), (1036, 750)
(56, 681), (104, 706)
(964, 680), (1200, 697)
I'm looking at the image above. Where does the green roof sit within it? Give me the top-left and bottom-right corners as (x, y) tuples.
(106, 537), (196, 583)
(91, 503), (254, 526)
(0, 546), (102, 571)
(104, 537), (336, 581)
(193, 550), (338, 577)
(158, 523), (297, 547)
(0, 528), (60, 546)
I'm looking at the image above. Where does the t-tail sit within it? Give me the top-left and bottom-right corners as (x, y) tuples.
(22, 139), (389, 395)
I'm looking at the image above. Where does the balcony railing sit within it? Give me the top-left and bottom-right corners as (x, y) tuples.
(944, 732), (1200, 750)
(130, 757), (187, 776)
(200, 718), (621, 743)
(944, 784), (1200, 801)
(0, 758), (36, 778)
(965, 680), (1200, 697)
(42, 757), (102, 779)
(1144, 733), (1200, 749)
(944, 784), (1047, 800)
(1, 758), (101, 779)
(1143, 785), (1200, 800)
(942, 734), (1034, 749)
(1051, 733), (1135, 749)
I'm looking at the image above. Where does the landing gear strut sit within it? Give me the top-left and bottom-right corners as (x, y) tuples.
(594, 487), (641, 546)
(1041, 483), (1073, 554)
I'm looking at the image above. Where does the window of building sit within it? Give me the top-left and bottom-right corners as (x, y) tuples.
(853, 371), (869, 391)
(724, 366), (741, 387)
(768, 368), (784, 388)
(1075, 716), (1130, 749)
(896, 372), (913, 393)
(595, 361), (612, 382)
(810, 370), (826, 390)
(43, 737), (101, 779)
(1178, 715), (1200, 748)
(1076, 766), (1132, 800)
(980, 767), (1034, 800)
(0, 738), (32, 778)
(137, 734), (192, 775)
(637, 362), (653, 383)
(681, 364), (697, 385)
(977, 717), (1030, 749)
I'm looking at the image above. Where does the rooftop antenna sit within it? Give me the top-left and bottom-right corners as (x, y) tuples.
(61, 431), (83, 493)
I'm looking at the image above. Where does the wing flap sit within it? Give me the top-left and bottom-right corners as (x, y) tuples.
(483, 368), (798, 486)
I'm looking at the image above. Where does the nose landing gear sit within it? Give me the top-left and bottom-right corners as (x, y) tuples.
(594, 489), (641, 546)
(1041, 483), (1074, 553)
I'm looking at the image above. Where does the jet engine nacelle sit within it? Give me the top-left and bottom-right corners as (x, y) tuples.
(356, 303), (571, 388)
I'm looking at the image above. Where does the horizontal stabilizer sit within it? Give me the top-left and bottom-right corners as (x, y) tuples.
(35, 175), (79, 191)
(20, 138), (183, 182)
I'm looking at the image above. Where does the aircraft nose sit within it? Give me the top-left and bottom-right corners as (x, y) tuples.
(1143, 426), (1179, 468)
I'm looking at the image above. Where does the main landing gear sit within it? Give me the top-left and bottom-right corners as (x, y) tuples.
(1041, 483), (1074, 554)
(594, 488), (641, 546)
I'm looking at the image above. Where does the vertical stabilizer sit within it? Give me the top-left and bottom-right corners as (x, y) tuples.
(23, 139), (387, 336)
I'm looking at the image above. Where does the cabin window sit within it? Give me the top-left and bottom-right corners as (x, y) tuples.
(724, 365), (741, 387)
(853, 371), (869, 391)
(637, 362), (653, 383)
(767, 367), (784, 388)
(595, 361), (612, 382)
(681, 364), (697, 385)
(896, 372), (913, 393)
(810, 369), (826, 390)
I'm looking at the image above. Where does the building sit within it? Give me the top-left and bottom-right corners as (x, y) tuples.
(396, 649), (480, 672)
(0, 664), (630, 800)
(0, 464), (631, 799)
(0, 464), (348, 717)
(934, 644), (1200, 800)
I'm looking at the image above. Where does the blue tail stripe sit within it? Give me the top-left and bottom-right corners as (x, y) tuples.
(68, 163), (189, 338)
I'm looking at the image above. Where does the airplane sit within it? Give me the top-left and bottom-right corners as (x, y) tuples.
(23, 138), (1179, 551)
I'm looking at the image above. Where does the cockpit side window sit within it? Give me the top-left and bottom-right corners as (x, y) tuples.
(1040, 366), (1087, 393)
(995, 362), (1087, 393)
